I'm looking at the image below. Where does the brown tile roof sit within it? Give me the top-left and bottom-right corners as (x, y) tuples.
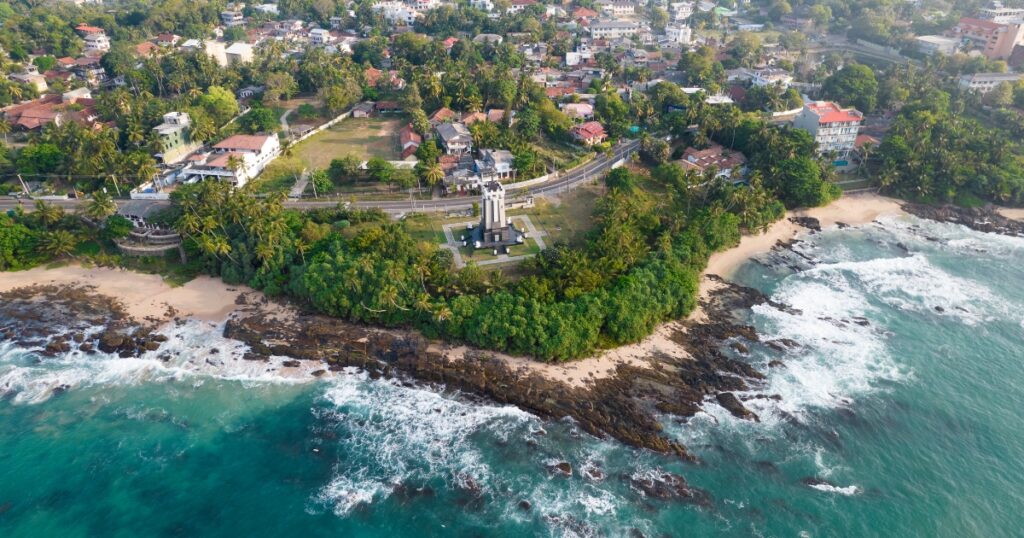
(213, 134), (273, 151)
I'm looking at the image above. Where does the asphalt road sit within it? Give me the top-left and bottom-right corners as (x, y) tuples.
(0, 139), (639, 216)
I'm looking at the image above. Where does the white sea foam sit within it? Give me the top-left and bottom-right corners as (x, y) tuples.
(808, 483), (860, 496)
(314, 371), (534, 516)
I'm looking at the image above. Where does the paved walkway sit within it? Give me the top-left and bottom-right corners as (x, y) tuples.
(441, 215), (546, 269)
(288, 169), (310, 198)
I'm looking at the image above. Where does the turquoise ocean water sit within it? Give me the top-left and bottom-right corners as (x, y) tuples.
(2, 214), (1023, 537)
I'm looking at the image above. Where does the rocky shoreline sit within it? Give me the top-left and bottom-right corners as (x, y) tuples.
(902, 203), (1024, 237)
(0, 277), (784, 461)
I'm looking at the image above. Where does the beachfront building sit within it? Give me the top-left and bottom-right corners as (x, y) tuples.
(793, 101), (863, 168)
(678, 143), (747, 179)
(185, 134), (281, 187)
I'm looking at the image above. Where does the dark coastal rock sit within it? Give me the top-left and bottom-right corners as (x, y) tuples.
(281, 360), (301, 368)
(902, 203), (1024, 237)
(715, 392), (759, 422)
(789, 216), (822, 231)
(97, 332), (125, 353)
(768, 360), (785, 368)
(729, 341), (749, 354)
(626, 470), (712, 507)
(547, 461), (572, 477)
(518, 500), (532, 511)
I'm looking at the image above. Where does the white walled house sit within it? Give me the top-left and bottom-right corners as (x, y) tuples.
(187, 134), (281, 187)
(664, 24), (692, 44)
(83, 32), (111, 54)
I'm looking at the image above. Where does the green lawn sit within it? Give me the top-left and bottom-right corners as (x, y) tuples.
(291, 117), (403, 169)
(510, 186), (601, 247)
(246, 155), (305, 194)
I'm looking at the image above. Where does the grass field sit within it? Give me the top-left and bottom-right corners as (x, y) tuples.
(292, 117), (403, 169)
(246, 155), (305, 194)
(510, 186), (602, 247)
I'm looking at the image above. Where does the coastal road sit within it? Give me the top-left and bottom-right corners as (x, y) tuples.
(0, 140), (639, 216)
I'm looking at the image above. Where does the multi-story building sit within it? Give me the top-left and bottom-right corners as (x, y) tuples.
(475, 149), (516, 182)
(664, 24), (692, 44)
(751, 67), (793, 88)
(372, 2), (419, 25)
(186, 134), (281, 187)
(436, 122), (473, 155)
(670, 1), (694, 21)
(220, 9), (246, 27)
(958, 71), (1024, 93)
(793, 101), (863, 166)
(83, 32), (111, 54)
(948, 17), (1024, 59)
(152, 112), (199, 164)
(595, 0), (636, 17)
(978, 4), (1024, 23)
(309, 28), (333, 45)
(589, 20), (640, 39)
(225, 42), (254, 64)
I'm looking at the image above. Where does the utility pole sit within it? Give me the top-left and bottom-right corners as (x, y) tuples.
(16, 174), (29, 196)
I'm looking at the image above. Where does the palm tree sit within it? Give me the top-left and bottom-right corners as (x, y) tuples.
(37, 230), (77, 259)
(34, 200), (64, 228)
(424, 163), (444, 186)
(83, 191), (117, 222)
(0, 119), (10, 145)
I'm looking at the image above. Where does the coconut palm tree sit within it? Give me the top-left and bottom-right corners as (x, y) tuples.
(424, 163), (444, 186)
(34, 200), (64, 228)
(36, 230), (77, 259)
(83, 191), (117, 222)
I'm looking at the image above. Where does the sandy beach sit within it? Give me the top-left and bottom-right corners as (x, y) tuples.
(0, 192), (906, 389)
(0, 265), (248, 323)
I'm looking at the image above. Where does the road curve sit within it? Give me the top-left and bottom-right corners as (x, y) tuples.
(0, 140), (639, 216)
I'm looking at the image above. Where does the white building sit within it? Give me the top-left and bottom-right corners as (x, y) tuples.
(595, 0), (636, 17)
(83, 32), (111, 54)
(916, 35), (961, 56)
(187, 134), (281, 187)
(793, 101), (863, 165)
(225, 42), (254, 64)
(751, 67), (794, 88)
(221, 9), (246, 27)
(979, 4), (1024, 23)
(670, 1), (694, 20)
(309, 28), (334, 45)
(664, 24), (692, 44)
(470, 0), (493, 10)
(958, 71), (1024, 93)
(476, 149), (516, 181)
(589, 20), (640, 39)
(506, 0), (537, 14)
(254, 3), (279, 14)
(372, 2), (419, 25)
(436, 122), (473, 155)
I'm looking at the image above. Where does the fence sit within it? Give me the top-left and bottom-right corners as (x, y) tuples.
(286, 109), (352, 146)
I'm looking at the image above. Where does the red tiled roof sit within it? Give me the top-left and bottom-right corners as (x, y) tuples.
(681, 143), (746, 172)
(364, 67), (382, 86)
(572, 121), (606, 139)
(443, 37), (458, 48)
(573, 7), (598, 18)
(430, 107), (457, 122)
(807, 101), (862, 124)
(956, 17), (1003, 31)
(135, 42), (158, 57)
(213, 135), (272, 151)
(462, 111), (486, 124)
(399, 123), (421, 146)
(205, 152), (246, 168)
(75, 24), (104, 34)
(854, 134), (880, 148)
